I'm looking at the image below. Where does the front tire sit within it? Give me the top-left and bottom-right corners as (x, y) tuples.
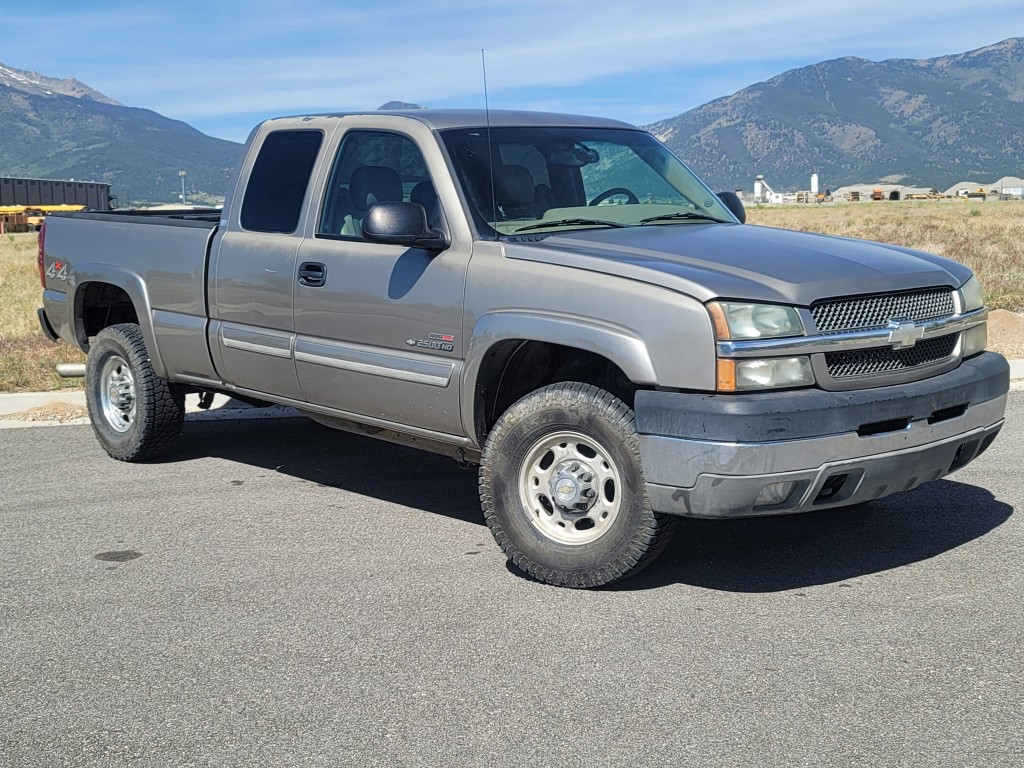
(480, 383), (677, 588)
(85, 324), (185, 461)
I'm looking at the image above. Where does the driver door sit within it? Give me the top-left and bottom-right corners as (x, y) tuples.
(292, 129), (469, 436)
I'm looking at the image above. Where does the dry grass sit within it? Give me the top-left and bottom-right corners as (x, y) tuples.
(0, 233), (85, 392)
(2, 202), (1022, 391)
(746, 200), (1024, 311)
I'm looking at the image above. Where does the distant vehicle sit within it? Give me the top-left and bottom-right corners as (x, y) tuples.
(871, 188), (885, 200)
(37, 109), (1008, 588)
(0, 204), (86, 231)
(0, 207), (29, 233)
(24, 204), (85, 231)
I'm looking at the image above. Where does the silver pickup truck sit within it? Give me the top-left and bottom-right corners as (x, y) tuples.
(38, 110), (1009, 588)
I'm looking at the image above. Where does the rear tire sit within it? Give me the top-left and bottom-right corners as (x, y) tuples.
(85, 324), (185, 461)
(480, 383), (677, 588)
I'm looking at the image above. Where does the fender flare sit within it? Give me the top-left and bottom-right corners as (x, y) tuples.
(461, 311), (658, 441)
(70, 264), (168, 380)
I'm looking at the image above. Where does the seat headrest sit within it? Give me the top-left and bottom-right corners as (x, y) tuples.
(350, 166), (403, 212)
(410, 180), (437, 213)
(495, 164), (534, 207)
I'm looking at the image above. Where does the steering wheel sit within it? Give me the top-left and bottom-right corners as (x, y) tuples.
(588, 187), (639, 206)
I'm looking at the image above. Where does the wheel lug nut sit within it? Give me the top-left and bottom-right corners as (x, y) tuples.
(581, 473), (593, 483)
(570, 462), (580, 472)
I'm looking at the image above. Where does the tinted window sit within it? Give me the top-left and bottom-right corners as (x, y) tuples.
(241, 130), (323, 233)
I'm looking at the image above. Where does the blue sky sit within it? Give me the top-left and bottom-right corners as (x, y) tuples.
(3, 0), (1023, 144)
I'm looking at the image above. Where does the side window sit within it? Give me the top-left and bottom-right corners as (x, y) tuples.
(240, 130), (323, 234)
(318, 131), (434, 237)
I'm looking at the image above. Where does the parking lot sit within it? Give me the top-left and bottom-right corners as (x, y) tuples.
(2, 395), (1022, 767)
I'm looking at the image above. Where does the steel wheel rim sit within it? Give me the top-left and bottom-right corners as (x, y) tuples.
(99, 355), (136, 433)
(518, 430), (623, 546)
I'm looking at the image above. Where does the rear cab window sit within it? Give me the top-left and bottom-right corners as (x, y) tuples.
(240, 130), (324, 234)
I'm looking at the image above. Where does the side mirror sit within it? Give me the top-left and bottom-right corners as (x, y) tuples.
(716, 191), (746, 224)
(362, 202), (450, 250)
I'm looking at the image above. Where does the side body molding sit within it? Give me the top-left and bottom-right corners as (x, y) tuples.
(460, 311), (658, 444)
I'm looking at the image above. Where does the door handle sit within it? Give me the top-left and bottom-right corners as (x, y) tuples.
(298, 262), (327, 287)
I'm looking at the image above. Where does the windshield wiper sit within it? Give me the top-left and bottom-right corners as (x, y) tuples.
(639, 211), (724, 225)
(513, 218), (628, 233)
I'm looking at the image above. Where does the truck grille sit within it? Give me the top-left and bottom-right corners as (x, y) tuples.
(825, 334), (958, 379)
(811, 289), (954, 333)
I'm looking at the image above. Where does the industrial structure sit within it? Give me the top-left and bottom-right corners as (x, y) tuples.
(752, 173), (1024, 204)
(0, 176), (115, 210)
(752, 175), (783, 204)
(753, 173), (830, 204)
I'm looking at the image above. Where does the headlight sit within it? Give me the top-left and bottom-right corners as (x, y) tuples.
(717, 357), (815, 391)
(960, 276), (985, 312)
(707, 301), (803, 339)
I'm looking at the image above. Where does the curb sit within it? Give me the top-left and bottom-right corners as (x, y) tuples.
(0, 390), (300, 429)
(3, 360), (1023, 428)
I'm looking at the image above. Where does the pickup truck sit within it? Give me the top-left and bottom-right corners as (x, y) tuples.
(38, 109), (1008, 588)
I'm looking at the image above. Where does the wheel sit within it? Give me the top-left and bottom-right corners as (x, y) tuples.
(480, 383), (677, 588)
(588, 187), (639, 206)
(85, 323), (185, 461)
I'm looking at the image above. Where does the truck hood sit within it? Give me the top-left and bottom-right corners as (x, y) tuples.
(502, 223), (972, 306)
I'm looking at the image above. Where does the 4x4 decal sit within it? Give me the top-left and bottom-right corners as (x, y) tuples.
(46, 260), (71, 283)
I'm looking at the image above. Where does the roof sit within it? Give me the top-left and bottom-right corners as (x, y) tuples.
(943, 177), (1024, 195)
(832, 183), (933, 196)
(263, 109), (637, 131)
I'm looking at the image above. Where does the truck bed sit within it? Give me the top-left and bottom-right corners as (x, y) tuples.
(49, 207), (222, 226)
(42, 208), (223, 382)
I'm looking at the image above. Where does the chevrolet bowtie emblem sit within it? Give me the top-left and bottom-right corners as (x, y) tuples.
(887, 320), (926, 349)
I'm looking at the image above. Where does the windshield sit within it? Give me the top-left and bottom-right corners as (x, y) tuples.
(439, 126), (736, 237)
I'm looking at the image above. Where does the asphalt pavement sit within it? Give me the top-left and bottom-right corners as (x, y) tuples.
(0, 395), (1022, 767)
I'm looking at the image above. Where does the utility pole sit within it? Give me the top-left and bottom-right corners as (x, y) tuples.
(179, 169), (187, 205)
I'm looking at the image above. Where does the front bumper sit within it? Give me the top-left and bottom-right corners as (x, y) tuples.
(636, 352), (1009, 518)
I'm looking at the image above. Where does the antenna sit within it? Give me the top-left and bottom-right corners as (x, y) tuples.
(482, 49), (497, 239)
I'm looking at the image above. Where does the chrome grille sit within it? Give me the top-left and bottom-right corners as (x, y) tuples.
(825, 334), (958, 378)
(812, 289), (954, 333)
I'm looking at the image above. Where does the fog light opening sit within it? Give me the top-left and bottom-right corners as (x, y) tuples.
(949, 439), (981, 473)
(754, 481), (797, 508)
(815, 474), (848, 502)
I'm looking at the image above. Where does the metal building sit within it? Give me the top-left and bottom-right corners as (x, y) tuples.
(0, 176), (114, 210)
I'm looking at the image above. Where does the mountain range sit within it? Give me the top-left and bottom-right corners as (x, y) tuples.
(644, 38), (1024, 192)
(2, 38), (1023, 202)
(0, 64), (241, 204)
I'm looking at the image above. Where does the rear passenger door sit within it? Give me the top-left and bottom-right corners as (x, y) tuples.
(209, 128), (325, 400)
(293, 129), (470, 436)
